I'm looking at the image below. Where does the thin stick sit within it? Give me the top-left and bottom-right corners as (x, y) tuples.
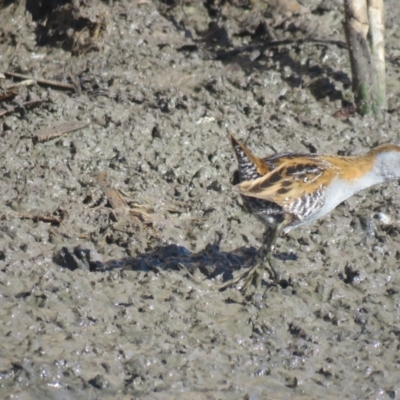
(34, 121), (89, 142)
(97, 171), (129, 213)
(4, 71), (76, 91)
(0, 88), (19, 101)
(0, 212), (62, 225)
(19, 213), (62, 225)
(97, 171), (161, 224)
(213, 38), (347, 60)
(0, 100), (43, 117)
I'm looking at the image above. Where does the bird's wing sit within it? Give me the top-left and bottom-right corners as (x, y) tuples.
(235, 157), (338, 206)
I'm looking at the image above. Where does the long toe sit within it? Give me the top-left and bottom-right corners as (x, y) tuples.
(267, 257), (282, 283)
(240, 264), (262, 294)
(219, 267), (253, 291)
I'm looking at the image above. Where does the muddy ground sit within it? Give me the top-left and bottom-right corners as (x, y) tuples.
(1, 0), (400, 398)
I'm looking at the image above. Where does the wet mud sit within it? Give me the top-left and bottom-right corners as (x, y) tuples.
(1, 0), (400, 398)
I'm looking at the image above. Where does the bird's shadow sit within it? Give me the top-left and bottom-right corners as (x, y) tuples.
(53, 243), (297, 282)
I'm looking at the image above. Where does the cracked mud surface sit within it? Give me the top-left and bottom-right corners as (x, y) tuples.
(1, 0), (400, 398)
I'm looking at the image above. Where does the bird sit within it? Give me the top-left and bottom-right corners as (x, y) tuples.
(220, 135), (400, 294)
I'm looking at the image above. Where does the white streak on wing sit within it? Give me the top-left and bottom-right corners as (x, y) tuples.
(284, 168), (382, 233)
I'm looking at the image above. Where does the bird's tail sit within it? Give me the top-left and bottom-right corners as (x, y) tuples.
(229, 135), (270, 182)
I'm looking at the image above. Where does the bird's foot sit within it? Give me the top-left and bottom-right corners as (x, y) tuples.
(239, 263), (263, 294)
(267, 257), (282, 283)
(218, 267), (254, 292)
(219, 261), (280, 295)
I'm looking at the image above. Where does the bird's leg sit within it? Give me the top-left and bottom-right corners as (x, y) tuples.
(219, 220), (286, 293)
(239, 222), (285, 293)
(261, 223), (284, 281)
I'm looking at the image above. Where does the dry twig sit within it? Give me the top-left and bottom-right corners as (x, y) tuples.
(97, 171), (129, 215)
(0, 100), (43, 117)
(0, 88), (19, 101)
(97, 171), (160, 224)
(34, 121), (90, 142)
(0, 212), (62, 225)
(4, 71), (76, 91)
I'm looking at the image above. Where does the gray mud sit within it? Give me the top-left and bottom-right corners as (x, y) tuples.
(1, 0), (400, 398)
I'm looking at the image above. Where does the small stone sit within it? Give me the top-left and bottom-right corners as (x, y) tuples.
(374, 212), (391, 225)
